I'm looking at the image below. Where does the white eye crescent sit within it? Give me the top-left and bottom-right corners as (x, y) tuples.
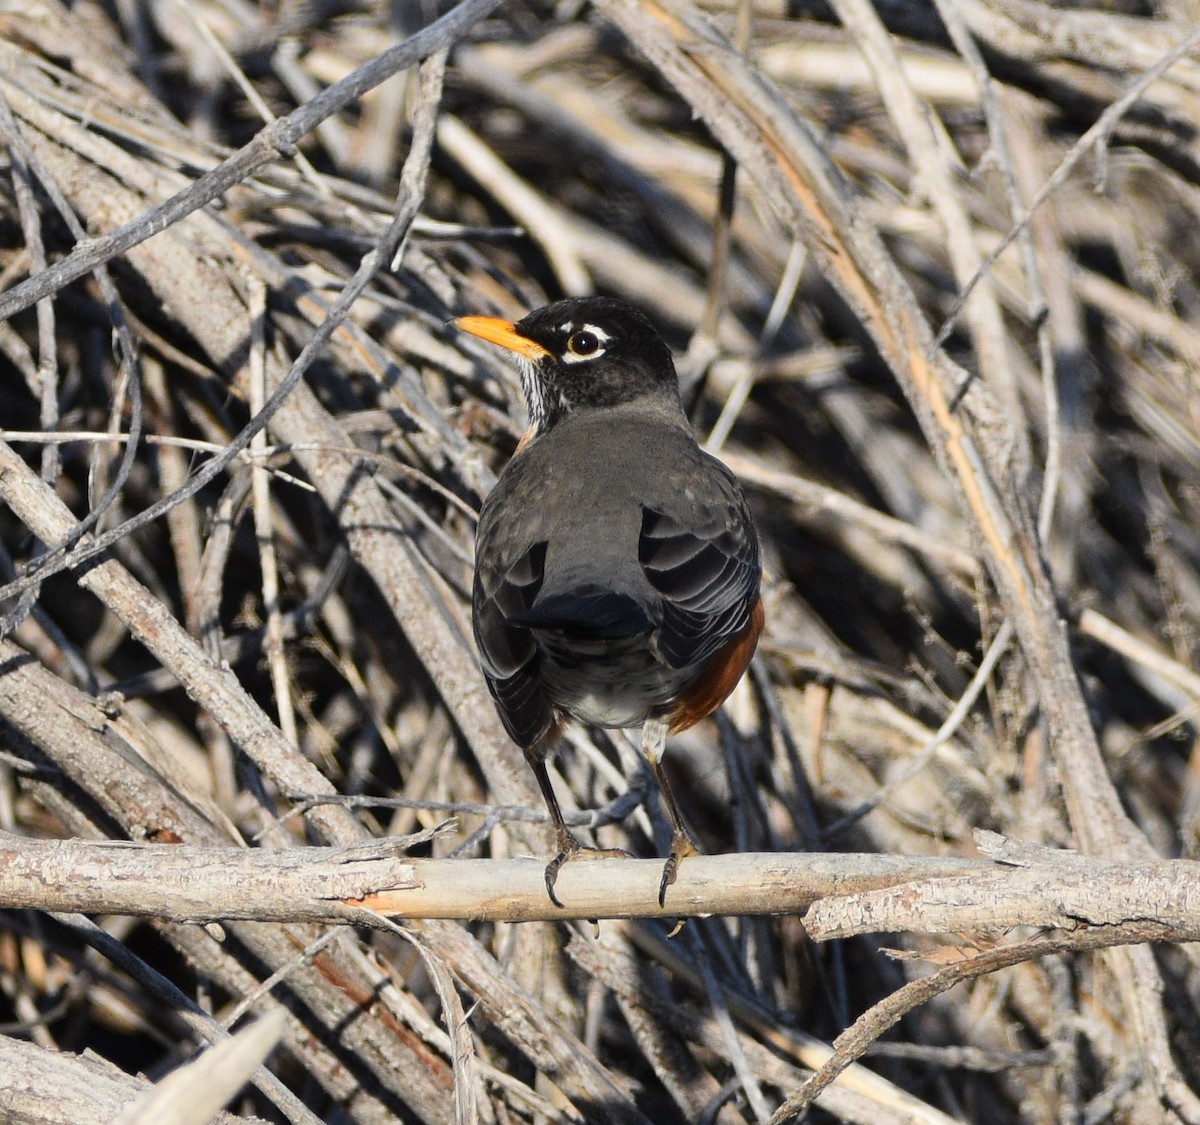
(562, 323), (610, 363)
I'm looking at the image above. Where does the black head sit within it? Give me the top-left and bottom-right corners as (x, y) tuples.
(455, 297), (680, 434)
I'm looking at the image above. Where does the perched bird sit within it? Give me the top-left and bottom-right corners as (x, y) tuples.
(456, 297), (762, 906)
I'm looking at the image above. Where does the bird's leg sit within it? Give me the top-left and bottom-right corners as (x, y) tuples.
(642, 718), (701, 906)
(528, 753), (631, 908)
(529, 755), (582, 908)
(527, 744), (576, 854)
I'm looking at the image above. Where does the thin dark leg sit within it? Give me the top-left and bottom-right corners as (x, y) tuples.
(528, 753), (631, 908)
(643, 719), (701, 907)
(529, 756), (580, 907)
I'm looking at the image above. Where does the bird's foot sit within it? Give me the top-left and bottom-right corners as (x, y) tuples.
(544, 828), (633, 908)
(658, 830), (700, 908)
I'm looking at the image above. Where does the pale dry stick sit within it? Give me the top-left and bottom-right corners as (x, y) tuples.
(932, 21), (1200, 355)
(0, 4), (501, 609)
(721, 453), (979, 578)
(757, 40), (979, 107)
(588, 8), (1190, 1115)
(50, 912), (322, 1125)
(367, 918), (483, 1125)
(0, 431), (315, 492)
(0, 88), (144, 619)
(1078, 608), (1200, 704)
(831, 0), (1019, 421)
(0, 1033), (249, 1125)
(1, 91), (58, 484)
(184, 5), (331, 197)
(602, 925), (963, 1125)
(931, 0), (1062, 540)
(384, 714), (460, 841)
(248, 279), (298, 748)
(0, 833), (994, 922)
(769, 923), (1188, 1124)
(189, 474), (250, 671)
(0, 440), (361, 848)
(820, 618), (1014, 840)
(687, 924), (772, 1124)
(436, 114), (591, 295)
(1074, 268), (1200, 368)
(807, 830), (1200, 939)
(416, 917), (652, 1123)
(0, 0), (503, 321)
(704, 357), (755, 455)
(218, 929), (343, 1031)
(114, 1009), (286, 1125)
(952, 0), (1200, 88)
(759, 237), (807, 346)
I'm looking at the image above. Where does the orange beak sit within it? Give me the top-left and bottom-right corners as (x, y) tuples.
(453, 315), (551, 360)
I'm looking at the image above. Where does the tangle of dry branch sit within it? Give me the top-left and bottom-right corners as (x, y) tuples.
(2, 1), (1200, 1123)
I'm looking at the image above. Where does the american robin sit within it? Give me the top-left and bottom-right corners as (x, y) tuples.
(456, 296), (763, 907)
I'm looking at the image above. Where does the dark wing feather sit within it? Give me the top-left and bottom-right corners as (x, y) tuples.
(639, 493), (759, 670)
(515, 588), (650, 639)
(471, 538), (553, 750)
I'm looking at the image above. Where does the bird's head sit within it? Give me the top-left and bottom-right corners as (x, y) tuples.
(455, 296), (680, 435)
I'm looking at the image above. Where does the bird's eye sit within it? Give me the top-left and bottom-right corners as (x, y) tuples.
(566, 330), (601, 357)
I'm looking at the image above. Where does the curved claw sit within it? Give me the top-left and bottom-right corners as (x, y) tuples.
(543, 832), (634, 908)
(543, 848), (572, 909)
(657, 830), (700, 907)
